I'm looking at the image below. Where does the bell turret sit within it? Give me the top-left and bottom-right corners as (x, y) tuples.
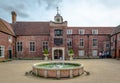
(54, 7), (63, 23)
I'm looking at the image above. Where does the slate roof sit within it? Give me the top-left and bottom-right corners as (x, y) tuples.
(12, 22), (50, 36)
(0, 18), (15, 36)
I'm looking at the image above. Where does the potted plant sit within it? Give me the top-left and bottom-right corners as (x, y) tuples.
(43, 49), (49, 60)
(68, 49), (74, 60)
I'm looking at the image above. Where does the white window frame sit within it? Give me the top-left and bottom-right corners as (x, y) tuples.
(78, 50), (84, 56)
(0, 45), (4, 58)
(92, 29), (98, 34)
(29, 41), (36, 52)
(67, 29), (72, 34)
(79, 38), (84, 48)
(42, 41), (48, 51)
(16, 41), (23, 52)
(92, 50), (98, 56)
(92, 38), (98, 47)
(67, 38), (72, 48)
(79, 29), (85, 34)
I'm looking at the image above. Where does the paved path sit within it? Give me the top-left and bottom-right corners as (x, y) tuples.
(0, 59), (120, 83)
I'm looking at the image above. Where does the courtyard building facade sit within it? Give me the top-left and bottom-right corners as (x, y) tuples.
(0, 10), (119, 60)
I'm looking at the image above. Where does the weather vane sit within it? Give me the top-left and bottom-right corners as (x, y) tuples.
(56, 6), (59, 14)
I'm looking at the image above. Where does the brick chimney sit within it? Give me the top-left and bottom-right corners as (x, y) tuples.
(11, 11), (17, 23)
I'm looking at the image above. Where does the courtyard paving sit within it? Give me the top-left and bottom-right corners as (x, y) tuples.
(0, 59), (120, 83)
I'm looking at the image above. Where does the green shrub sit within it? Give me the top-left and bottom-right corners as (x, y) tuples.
(69, 49), (74, 54)
(43, 49), (49, 54)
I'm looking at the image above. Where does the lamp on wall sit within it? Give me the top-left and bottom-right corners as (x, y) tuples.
(8, 36), (12, 43)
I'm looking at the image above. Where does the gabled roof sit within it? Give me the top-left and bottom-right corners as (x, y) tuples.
(0, 18), (15, 36)
(12, 22), (50, 36)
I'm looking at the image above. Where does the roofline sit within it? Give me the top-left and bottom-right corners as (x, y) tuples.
(0, 30), (16, 37)
(111, 32), (120, 37)
(0, 18), (15, 36)
(16, 34), (50, 36)
(67, 26), (115, 28)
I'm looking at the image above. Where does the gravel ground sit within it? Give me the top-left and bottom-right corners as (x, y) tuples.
(0, 59), (120, 83)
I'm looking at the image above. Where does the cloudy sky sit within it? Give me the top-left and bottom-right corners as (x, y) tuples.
(0, 0), (120, 26)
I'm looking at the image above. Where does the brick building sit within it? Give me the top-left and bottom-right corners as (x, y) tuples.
(0, 18), (16, 60)
(111, 25), (120, 58)
(0, 10), (118, 60)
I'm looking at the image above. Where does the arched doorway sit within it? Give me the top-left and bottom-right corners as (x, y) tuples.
(52, 47), (65, 60)
(54, 49), (62, 59)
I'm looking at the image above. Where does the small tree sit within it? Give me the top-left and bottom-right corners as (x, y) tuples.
(68, 49), (74, 60)
(69, 49), (74, 54)
(43, 49), (49, 60)
(43, 49), (49, 55)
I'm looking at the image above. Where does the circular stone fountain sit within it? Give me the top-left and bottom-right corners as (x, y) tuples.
(32, 62), (84, 78)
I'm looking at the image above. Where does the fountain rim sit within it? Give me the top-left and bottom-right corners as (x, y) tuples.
(32, 62), (84, 70)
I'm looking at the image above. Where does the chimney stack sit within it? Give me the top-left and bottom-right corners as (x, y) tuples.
(11, 11), (17, 23)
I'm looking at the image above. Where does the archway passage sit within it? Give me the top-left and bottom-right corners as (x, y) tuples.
(54, 49), (63, 60)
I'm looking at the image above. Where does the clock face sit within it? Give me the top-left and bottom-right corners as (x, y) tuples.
(56, 18), (60, 22)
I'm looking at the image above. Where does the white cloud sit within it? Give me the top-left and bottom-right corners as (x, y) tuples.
(0, 0), (120, 26)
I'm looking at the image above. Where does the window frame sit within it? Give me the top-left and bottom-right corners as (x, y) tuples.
(54, 29), (63, 36)
(92, 38), (98, 47)
(67, 38), (72, 48)
(29, 41), (36, 52)
(16, 41), (23, 52)
(92, 50), (98, 56)
(92, 29), (98, 34)
(0, 45), (4, 58)
(42, 41), (49, 51)
(79, 38), (84, 48)
(79, 29), (85, 34)
(78, 50), (84, 56)
(67, 29), (72, 34)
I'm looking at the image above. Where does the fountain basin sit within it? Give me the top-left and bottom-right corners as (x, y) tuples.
(32, 62), (84, 78)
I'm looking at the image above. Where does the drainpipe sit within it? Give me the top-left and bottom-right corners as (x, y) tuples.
(115, 35), (117, 58)
(87, 35), (89, 57)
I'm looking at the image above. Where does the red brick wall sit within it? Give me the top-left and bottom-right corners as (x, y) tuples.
(67, 27), (113, 58)
(16, 35), (49, 59)
(0, 32), (15, 60)
(15, 27), (113, 59)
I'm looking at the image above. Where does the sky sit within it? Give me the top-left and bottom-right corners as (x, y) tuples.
(0, 0), (120, 26)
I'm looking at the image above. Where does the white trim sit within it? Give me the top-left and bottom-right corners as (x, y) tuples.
(92, 29), (98, 34)
(92, 38), (98, 48)
(0, 45), (5, 58)
(52, 47), (65, 60)
(79, 38), (84, 48)
(78, 50), (84, 56)
(16, 41), (23, 52)
(92, 50), (98, 56)
(67, 29), (72, 34)
(29, 41), (36, 52)
(42, 41), (49, 51)
(79, 29), (85, 34)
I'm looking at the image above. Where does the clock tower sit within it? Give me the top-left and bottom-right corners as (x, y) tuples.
(49, 7), (67, 60)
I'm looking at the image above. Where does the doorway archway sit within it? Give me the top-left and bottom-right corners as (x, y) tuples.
(52, 47), (65, 60)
